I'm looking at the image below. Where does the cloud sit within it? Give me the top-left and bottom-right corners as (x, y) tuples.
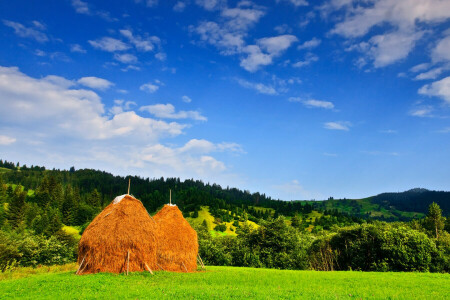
(324, 121), (351, 131)
(236, 79), (277, 95)
(195, 0), (226, 11)
(140, 82), (160, 93)
(240, 35), (298, 72)
(274, 24), (292, 34)
(89, 37), (130, 52)
(71, 0), (116, 21)
(114, 53), (138, 64)
(0, 66), (185, 141)
(70, 44), (87, 53)
(432, 35), (450, 62)
(414, 65), (450, 80)
(328, 0), (450, 67)
(120, 29), (160, 52)
(277, 0), (308, 6)
(409, 105), (434, 117)
(258, 35), (298, 56)
(140, 104), (207, 121)
(0, 135), (16, 145)
(272, 179), (319, 200)
(297, 37), (321, 50)
(182, 95), (192, 103)
(173, 1), (187, 12)
(289, 97), (334, 109)
(3, 20), (48, 43)
(0, 65), (240, 180)
(191, 3), (298, 71)
(293, 52), (318, 68)
(77, 77), (114, 90)
(71, 0), (90, 14)
(418, 76), (450, 103)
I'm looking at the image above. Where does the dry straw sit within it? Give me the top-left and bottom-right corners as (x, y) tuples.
(153, 204), (198, 272)
(77, 195), (157, 275)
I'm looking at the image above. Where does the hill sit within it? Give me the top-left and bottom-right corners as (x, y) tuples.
(302, 188), (450, 221)
(1, 159), (448, 226)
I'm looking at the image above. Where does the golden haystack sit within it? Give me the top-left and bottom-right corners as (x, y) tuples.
(77, 195), (157, 275)
(153, 205), (198, 272)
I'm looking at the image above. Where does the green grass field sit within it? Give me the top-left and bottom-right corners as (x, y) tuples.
(1, 265), (449, 299)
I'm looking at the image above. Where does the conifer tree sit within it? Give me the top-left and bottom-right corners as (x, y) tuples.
(426, 202), (445, 239)
(7, 185), (26, 228)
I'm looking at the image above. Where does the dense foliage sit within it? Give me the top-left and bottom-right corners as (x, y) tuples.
(0, 159), (449, 273)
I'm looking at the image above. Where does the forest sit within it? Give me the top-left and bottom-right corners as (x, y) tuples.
(0, 159), (449, 273)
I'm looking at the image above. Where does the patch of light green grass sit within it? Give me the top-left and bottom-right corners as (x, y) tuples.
(1, 265), (449, 299)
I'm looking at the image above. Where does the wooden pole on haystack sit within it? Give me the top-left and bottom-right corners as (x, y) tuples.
(128, 178), (131, 195)
(170, 189), (172, 205)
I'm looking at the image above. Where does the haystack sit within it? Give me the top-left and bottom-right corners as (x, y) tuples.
(77, 195), (157, 275)
(153, 204), (198, 272)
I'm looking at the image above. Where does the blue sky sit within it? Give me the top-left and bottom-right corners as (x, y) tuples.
(0, 0), (449, 200)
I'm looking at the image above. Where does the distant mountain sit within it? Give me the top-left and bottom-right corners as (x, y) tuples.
(305, 188), (449, 221)
(370, 189), (450, 215)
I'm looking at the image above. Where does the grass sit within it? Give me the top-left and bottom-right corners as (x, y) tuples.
(62, 225), (82, 240)
(187, 206), (259, 237)
(1, 265), (449, 299)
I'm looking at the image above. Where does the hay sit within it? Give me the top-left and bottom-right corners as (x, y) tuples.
(153, 205), (198, 272)
(77, 195), (157, 275)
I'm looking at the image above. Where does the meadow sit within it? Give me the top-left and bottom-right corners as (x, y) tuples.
(1, 265), (449, 299)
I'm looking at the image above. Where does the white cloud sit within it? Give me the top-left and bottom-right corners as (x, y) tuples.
(432, 35), (450, 62)
(182, 95), (192, 103)
(0, 66), (185, 140)
(289, 97), (334, 109)
(89, 37), (130, 52)
(414, 66), (450, 80)
(410, 63), (431, 73)
(191, 3), (300, 72)
(240, 35), (298, 72)
(274, 24), (292, 34)
(72, 0), (90, 14)
(120, 29), (159, 52)
(367, 30), (425, 68)
(324, 121), (351, 131)
(277, 0), (308, 6)
(3, 20), (48, 43)
(140, 103), (207, 121)
(272, 179), (319, 200)
(240, 45), (273, 72)
(77, 77), (114, 90)
(140, 82), (160, 93)
(0, 135), (16, 145)
(114, 53), (138, 64)
(329, 0), (450, 67)
(70, 44), (86, 53)
(0, 65), (240, 181)
(155, 52), (166, 61)
(236, 78), (277, 95)
(173, 1), (187, 12)
(297, 37), (321, 50)
(196, 0), (226, 11)
(293, 52), (318, 68)
(409, 106), (434, 117)
(418, 76), (450, 103)
(258, 35), (298, 56)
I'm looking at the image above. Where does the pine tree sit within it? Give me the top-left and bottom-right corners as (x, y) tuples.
(45, 208), (62, 236)
(87, 189), (101, 207)
(7, 185), (26, 228)
(425, 202), (445, 239)
(62, 185), (77, 225)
